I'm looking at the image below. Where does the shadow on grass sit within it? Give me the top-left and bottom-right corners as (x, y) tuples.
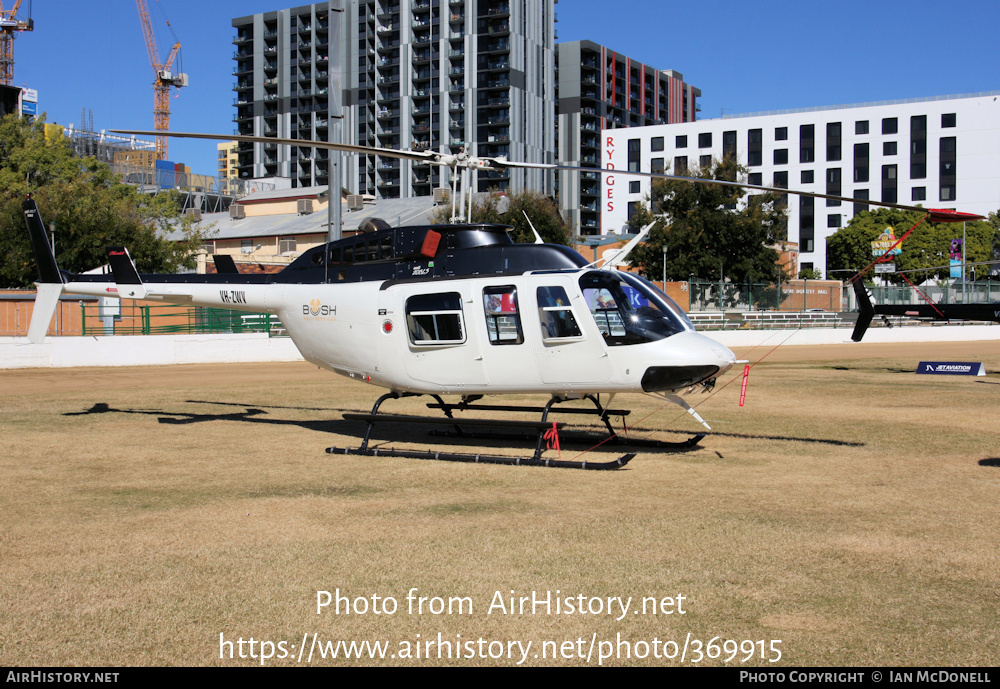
(62, 400), (707, 461)
(64, 401), (862, 451)
(978, 458), (1000, 467)
(656, 426), (864, 447)
(830, 366), (917, 374)
(63, 400), (348, 435)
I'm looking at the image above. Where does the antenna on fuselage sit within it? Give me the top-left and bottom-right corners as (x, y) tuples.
(522, 210), (544, 244)
(583, 220), (657, 270)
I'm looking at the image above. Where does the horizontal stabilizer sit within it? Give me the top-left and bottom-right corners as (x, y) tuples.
(105, 246), (148, 299)
(212, 254), (240, 274)
(106, 247), (142, 284)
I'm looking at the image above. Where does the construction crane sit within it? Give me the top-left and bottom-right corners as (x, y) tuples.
(136, 0), (187, 160)
(0, 0), (34, 86)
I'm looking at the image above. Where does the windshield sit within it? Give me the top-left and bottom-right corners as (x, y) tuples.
(579, 270), (692, 346)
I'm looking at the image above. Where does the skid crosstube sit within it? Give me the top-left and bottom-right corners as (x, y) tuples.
(327, 392), (702, 469)
(425, 395), (703, 449)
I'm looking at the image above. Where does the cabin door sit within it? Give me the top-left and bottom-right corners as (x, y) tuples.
(389, 286), (488, 389)
(530, 282), (613, 386)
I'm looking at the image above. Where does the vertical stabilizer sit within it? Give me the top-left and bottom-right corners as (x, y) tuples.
(22, 197), (65, 343)
(23, 197), (62, 284)
(850, 276), (875, 342)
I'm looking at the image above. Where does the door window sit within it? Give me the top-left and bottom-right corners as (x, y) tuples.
(483, 286), (523, 345)
(405, 292), (465, 345)
(536, 286), (582, 341)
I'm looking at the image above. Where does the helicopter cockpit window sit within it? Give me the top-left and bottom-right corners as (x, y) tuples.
(536, 286), (582, 341)
(579, 271), (690, 346)
(483, 286), (524, 345)
(405, 292), (466, 346)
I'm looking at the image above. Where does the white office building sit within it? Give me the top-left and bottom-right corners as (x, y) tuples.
(602, 92), (1000, 277)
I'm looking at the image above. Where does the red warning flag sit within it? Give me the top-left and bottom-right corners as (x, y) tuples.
(739, 365), (750, 407)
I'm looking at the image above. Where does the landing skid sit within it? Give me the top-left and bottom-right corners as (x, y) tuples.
(327, 393), (704, 470)
(427, 427), (705, 450)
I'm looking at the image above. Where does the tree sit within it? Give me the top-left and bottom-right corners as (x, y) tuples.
(988, 211), (1000, 276)
(429, 189), (570, 245)
(630, 158), (787, 284)
(624, 199), (656, 235)
(0, 115), (208, 288)
(825, 207), (999, 284)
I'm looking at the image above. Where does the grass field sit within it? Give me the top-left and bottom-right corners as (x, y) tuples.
(2, 340), (999, 667)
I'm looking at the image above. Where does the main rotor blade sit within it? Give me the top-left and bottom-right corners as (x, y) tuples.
(114, 129), (977, 218)
(110, 130), (439, 163)
(545, 163), (939, 215)
(482, 156), (952, 215)
(485, 157), (561, 170)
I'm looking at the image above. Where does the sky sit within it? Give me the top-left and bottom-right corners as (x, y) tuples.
(12, 0), (999, 177)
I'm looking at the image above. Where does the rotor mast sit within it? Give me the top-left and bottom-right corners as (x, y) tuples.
(0, 0), (33, 87)
(136, 0), (187, 160)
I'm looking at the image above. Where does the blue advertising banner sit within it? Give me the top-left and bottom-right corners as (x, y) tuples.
(917, 362), (986, 376)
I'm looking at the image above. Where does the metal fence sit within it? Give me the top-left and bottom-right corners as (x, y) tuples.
(688, 311), (845, 331)
(865, 279), (1000, 307)
(690, 278), (999, 314)
(687, 280), (842, 312)
(80, 303), (284, 337)
(108, 163), (278, 198)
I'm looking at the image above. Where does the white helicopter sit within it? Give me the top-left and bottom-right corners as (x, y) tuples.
(21, 130), (973, 469)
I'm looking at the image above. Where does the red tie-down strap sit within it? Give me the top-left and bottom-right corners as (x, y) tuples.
(543, 422), (561, 458)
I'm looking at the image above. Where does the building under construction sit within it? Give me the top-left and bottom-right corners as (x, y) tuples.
(54, 121), (275, 213)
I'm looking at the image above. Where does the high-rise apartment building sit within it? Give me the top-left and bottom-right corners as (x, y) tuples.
(556, 40), (699, 234)
(232, 0), (555, 198)
(217, 141), (240, 193)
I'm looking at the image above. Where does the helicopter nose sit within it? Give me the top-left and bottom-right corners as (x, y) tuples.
(706, 337), (737, 371)
(639, 332), (736, 392)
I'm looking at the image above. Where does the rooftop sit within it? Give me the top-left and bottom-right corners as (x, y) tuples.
(718, 91), (1000, 120)
(178, 195), (442, 242)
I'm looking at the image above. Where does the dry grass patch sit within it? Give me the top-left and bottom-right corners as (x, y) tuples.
(2, 343), (999, 666)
